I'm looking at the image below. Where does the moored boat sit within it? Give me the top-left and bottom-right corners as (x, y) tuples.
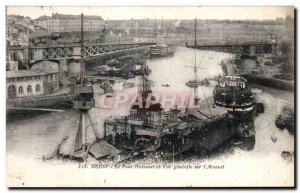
(213, 75), (254, 112)
(123, 81), (134, 88)
(149, 44), (174, 57)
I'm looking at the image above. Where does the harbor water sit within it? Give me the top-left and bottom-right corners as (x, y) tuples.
(7, 47), (294, 186)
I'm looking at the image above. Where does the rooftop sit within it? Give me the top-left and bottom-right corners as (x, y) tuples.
(7, 68), (58, 78)
(35, 15), (51, 21)
(35, 13), (103, 21)
(31, 61), (59, 71)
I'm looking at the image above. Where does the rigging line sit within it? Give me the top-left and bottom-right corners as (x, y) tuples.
(200, 86), (212, 116)
(181, 52), (206, 72)
(194, 48), (196, 67)
(87, 111), (101, 139)
(194, 51), (210, 115)
(196, 55), (206, 69)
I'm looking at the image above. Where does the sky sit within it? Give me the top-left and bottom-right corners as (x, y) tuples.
(6, 6), (294, 20)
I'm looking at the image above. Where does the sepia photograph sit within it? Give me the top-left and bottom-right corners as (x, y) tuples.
(5, 5), (295, 187)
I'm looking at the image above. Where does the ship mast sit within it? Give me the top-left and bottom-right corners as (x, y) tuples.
(193, 18), (200, 107)
(194, 18), (197, 46)
(154, 17), (157, 39)
(184, 18), (209, 113)
(192, 18), (212, 115)
(138, 62), (151, 99)
(161, 16), (164, 35)
(193, 51), (199, 102)
(80, 13), (87, 152)
(73, 13), (95, 157)
(80, 13), (85, 85)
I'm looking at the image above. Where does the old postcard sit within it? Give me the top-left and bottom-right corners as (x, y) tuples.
(6, 6), (295, 187)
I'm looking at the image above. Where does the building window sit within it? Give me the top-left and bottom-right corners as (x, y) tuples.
(27, 85), (32, 93)
(50, 86), (54, 94)
(8, 85), (17, 99)
(36, 84), (41, 92)
(18, 86), (23, 94)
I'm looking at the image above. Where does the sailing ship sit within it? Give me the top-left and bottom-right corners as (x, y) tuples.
(185, 18), (210, 88)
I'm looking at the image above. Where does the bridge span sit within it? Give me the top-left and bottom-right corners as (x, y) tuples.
(9, 42), (156, 63)
(186, 40), (277, 55)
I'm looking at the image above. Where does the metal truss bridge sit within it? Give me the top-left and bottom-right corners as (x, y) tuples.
(34, 42), (155, 61)
(186, 40), (277, 55)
